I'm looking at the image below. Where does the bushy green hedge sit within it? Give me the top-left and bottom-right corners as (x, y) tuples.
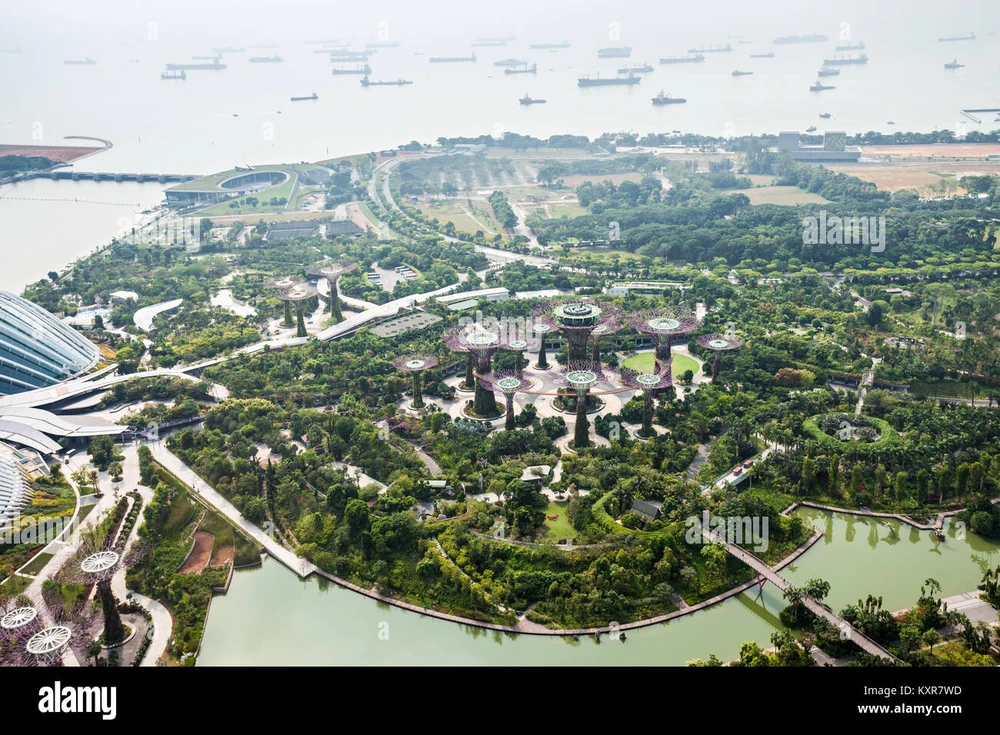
(802, 414), (900, 452)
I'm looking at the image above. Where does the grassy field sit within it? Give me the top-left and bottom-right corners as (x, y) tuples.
(726, 186), (830, 206)
(542, 500), (574, 543)
(19, 551), (54, 576)
(908, 380), (991, 399)
(535, 202), (589, 218)
(195, 171), (298, 216)
(560, 172), (644, 188)
(417, 201), (502, 235)
(622, 351), (699, 377)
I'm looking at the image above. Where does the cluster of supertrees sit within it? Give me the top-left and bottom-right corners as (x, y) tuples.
(266, 277), (319, 337)
(390, 298), (744, 447)
(308, 260), (358, 323)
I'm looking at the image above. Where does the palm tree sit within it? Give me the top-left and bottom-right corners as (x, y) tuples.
(86, 639), (102, 667)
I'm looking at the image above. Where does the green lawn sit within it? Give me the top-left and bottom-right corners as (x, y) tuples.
(621, 351), (699, 377)
(542, 500), (575, 543)
(19, 551), (54, 576)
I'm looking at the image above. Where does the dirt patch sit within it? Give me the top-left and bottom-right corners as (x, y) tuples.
(178, 531), (214, 574)
(829, 161), (1000, 193)
(859, 143), (1000, 158)
(209, 544), (234, 568)
(0, 144), (104, 163)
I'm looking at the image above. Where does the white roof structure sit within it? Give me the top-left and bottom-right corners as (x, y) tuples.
(110, 290), (139, 302)
(0, 453), (30, 523)
(436, 287), (509, 304)
(134, 299), (183, 332)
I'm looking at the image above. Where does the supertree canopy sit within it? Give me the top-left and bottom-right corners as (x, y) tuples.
(392, 354), (439, 409)
(443, 323), (509, 416)
(558, 361), (609, 449)
(477, 371), (534, 431)
(622, 368), (673, 437)
(589, 322), (624, 362)
(503, 340), (529, 378)
(697, 333), (743, 382)
(268, 278), (318, 335)
(626, 306), (702, 373)
(308, 260), (358, 322)
(534, 299), (623, 363)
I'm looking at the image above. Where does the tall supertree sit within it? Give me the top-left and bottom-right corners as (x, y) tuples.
(275, 284), (318, 338)
(531, 322), (554, 370)
(697, 333), (743, 383)
(477, 371), (534, 431)
(392, 354), (439, 409)
(80, 550), (125, 645)
(536, 300), (623, 363)
(621, 368), (673, 437)
(559, 361), (607, 449)
(504, 340), (529, 379)
(590, 322), (624, 363)
(308, 260), (358, 323)
(443, 323), (509, 416)
(627, 306), (702, 373)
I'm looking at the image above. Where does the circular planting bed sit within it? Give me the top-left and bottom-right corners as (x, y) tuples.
(802, 413), (900, 452)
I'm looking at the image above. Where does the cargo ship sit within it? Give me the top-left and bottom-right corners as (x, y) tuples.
(64, 58), (96, 65)
(652, 90), (686, 105)
(822, 54), (868, 65)
(598, 46), (632, 58)
(290, 92), (318, 100)
(731, 70), (752, 76)
(819, 112), (832, 118)
(817, 68), (840, 76)
(938, 33), (975, 42)
(250, 44), (277, 48)
(494, 57), (526, 67)
(360, 77), (413, 86)
(660, 54), (705, 64)
(519, 94), (546, 105)
(944, 59), (965, 69)
(429, 52), (477, 62)
(161, 69), (187, 80)
(835, 42), (865, 51)
(618, 63), (654, 74)
(688, 44), (732, 53)
(365, 42), (400, 49)
(472, 41), (507, 47)
(249, 55), (283, 63)
(193, 54), (222, 60)
(809, 80), (835, 91)
(529, 41), (570, 49)
(806, 125), (817, 132)
(578, 73), (641, 87)
(166, 60), (226, 70)
(504, 64), (537, 75)
(329, 51), (372, 61)
(475, 36), (516, 43)
(212, 46), (246, 53)
(332, 64), (372, 75)
(750, 52), (774, 58)
(773, 33), (827, 44)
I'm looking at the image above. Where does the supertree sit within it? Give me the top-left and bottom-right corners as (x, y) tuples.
(392, 354), (439, 409)
(443, 323), (509, 417)
(308, 260), (358, 323)
(626, 306), (702, 373)
(621, 368), (673, 437)
(80, 550), (126, 645)
(503, 339), (529, 378)
(535, 300), (623, 363)
(558, 361), (608, 449)
(590, 322), (624, 362)
(697, 333), (743, 382)
(477, 371), (534, 431)
(18, 603), (95, 667)
(267, 278), (318, 335)
(0, 599), (40, 665)
(531, 322), (554, 370)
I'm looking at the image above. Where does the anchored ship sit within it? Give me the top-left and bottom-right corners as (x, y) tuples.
(938, 33), (975, 42)
(212, 47), (246, 53)
(817, 68), (840, 76)
(806, 125), (817, 132)
(810, 80), (835, 91)
(660, 54), (705, 64)
(822, 53), (868, 65)
(618, 63), (654, 74)
(64, 58), (96, 65)
(161, 69), (186, 80)
(365, 42), (400, 49)
(578, 73), (641, 87)
(944, 59), (965, 69)
(773, 33), (827, 44)
(688, 44), (732, 53)
(750, 52), (774, 58)
(360, 77), (412, 86)
(598, 46), (632, 58)
(819, 112), (832, 118)
(329, 51), (372, 61)
(249, 55), (283, 63)
(529, 41), (570, 49)
(290, 92), (318, 100)
(429, 52), (477, 62)
(732, 69), (752, 76)
(652, 90), (686, 105)
(519, 94), (546, 105)
(332, 64), (372, 75)
(835, 42), (865, 51)
(165, 60), (226, 70)
(494, 57), (526, 67)
(505, 64), (537, 75)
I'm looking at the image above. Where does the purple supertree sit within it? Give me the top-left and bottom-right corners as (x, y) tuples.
(392, 354), (439, 409)
(533, 299), (623, 364)
(503, 340), (530, 378)
(621, 368), (673, 437)
(558, 361), (609, 449)
(477, 371), (535, 431)
(443, 323), (510, 416)
(626, 306), (702, 373)
(589, 321), (624, 363)
(697, 333), (743, 382)
(308, 260), (358, 322)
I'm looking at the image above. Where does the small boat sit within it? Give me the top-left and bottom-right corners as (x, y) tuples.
(249, 55), (283, 63)
(817, 68), (840, 77)
(944, 59), (964, 69)
(806, 125), (817, 132)
(290, 92), (318, 101)
(887, 120), (895, 125)
(232, 113), (239, 117)
(64, 57), (96, 65)
(652, 90), (686, 105)
(819, 112), (832, 118)
(732, 70), (752, 76)
(161, 69), (187, 80)
(519, 94), (546, 105)
(750, 52), (774, 58)
(810, 80), (835, 91)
